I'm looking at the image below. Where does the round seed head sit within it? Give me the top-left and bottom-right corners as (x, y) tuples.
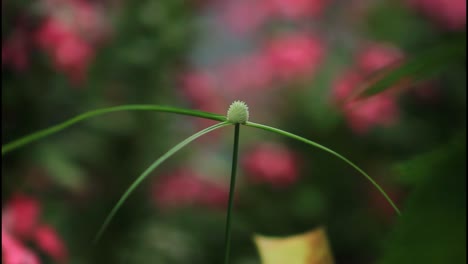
(227, 101), (249, 124)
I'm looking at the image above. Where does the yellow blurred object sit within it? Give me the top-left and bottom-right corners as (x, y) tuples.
(254, 227), (334, 264)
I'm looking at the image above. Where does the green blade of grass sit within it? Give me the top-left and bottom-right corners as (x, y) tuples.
(245, 121), (401, 216)
(93, 121), (230, 244)
(224, 124), (240, 264)
(2, 104), (225, 155)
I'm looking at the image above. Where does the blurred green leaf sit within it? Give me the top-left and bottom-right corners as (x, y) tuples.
(36, 146), (87, 191)
(393, 133), (466, 185)
(379, 136), (466, 264)
(118, 221), (207, 264)
(365, 0), (435, 45)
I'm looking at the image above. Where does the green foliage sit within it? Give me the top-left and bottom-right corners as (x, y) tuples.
(393, 133), (466, 185)
(379, 134), (466, 264)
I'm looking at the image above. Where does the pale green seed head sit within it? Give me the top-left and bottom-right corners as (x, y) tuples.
(227, 101), (249, 124)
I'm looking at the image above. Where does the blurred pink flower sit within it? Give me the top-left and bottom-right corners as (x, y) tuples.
(36, 17), (93, 85)
(52, 34), (93, 85)
(200, 184), (231, 208)
(242, 143), (300, 187)
(2, 194), (41, 239)
(179, 70), (219, 107)
(220, 0), (273, 34)
(356, 43), (404, 74)
(332, 42), (404, 134)
(219, 0), (328, 33)
(2, 194), (68, 264)
(2, 228), (40, 264)
(332, 71), (399, 134)
(331, 70), (362, 103)
(408, 0), (466, 30)
(35, 18), (72, 52)
(218, 54), (275, 94)
(270, 0), (327, 20)
(177, 70), (229, 141)
(40, 0), (109, 43)
(34, 0), (108, 85)
(71, 0), (109, 43)
(2, 28), (29, 72)
(344, 95), (399, 135)
(34, 225), (68, 263)
(152, 170), (229, 210)
(263, 33), (325, 82)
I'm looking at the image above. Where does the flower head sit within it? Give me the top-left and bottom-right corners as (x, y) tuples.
(227, 100), (249, 124)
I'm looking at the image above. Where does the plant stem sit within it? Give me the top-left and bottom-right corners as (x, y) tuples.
(2, 104), (225, 155)
(224, 124), (240, 264)
(93, 121), (230, 244)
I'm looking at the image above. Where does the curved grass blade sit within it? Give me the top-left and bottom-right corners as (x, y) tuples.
(93, 121), (230, 244)
(351, 36), (466, 100)
(245, 121), (401, 216)
(2, 104), (225, 155)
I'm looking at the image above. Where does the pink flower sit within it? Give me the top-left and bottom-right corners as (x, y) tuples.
(35, 18), (72, 52)
(2, 194), (41, 239)
(177, 70), (230, 140)
(152, 170), (229, 210)
(179, 70), (219, 107)
(356, 43), (404, 74)
(270, 0), (327, 20)
(200, 185), (231, 208)
(331, 42), (404, 134)
(263, 33), (325, 82)
(35, 17), (94, 85)
(344, 95), (399, 134)
(218, 54), (275, 94)
(71, 0), (109, 43)
(331, 70), (362, 103)
(220, 0), (273, 34)
(34, 225), (68, 263)
(39, 0), (109, 43)
(2, 194), (69, 263)
(332, 70), (399, 134)
(52, 34), (93, 85)
(408, 0), (466, 30)
(2, 229), (40, 264)
(242, 143), (300, 187)
(34, 0), (109, 85)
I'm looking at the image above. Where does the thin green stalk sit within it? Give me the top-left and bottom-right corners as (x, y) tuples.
(93, 121), (230, 244)
(224, 124), (240, 264)
(244, 121), (401, 216)
(2, 104), (225, 155)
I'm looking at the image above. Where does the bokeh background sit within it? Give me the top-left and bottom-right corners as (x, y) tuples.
(2, 0), (466, 263)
